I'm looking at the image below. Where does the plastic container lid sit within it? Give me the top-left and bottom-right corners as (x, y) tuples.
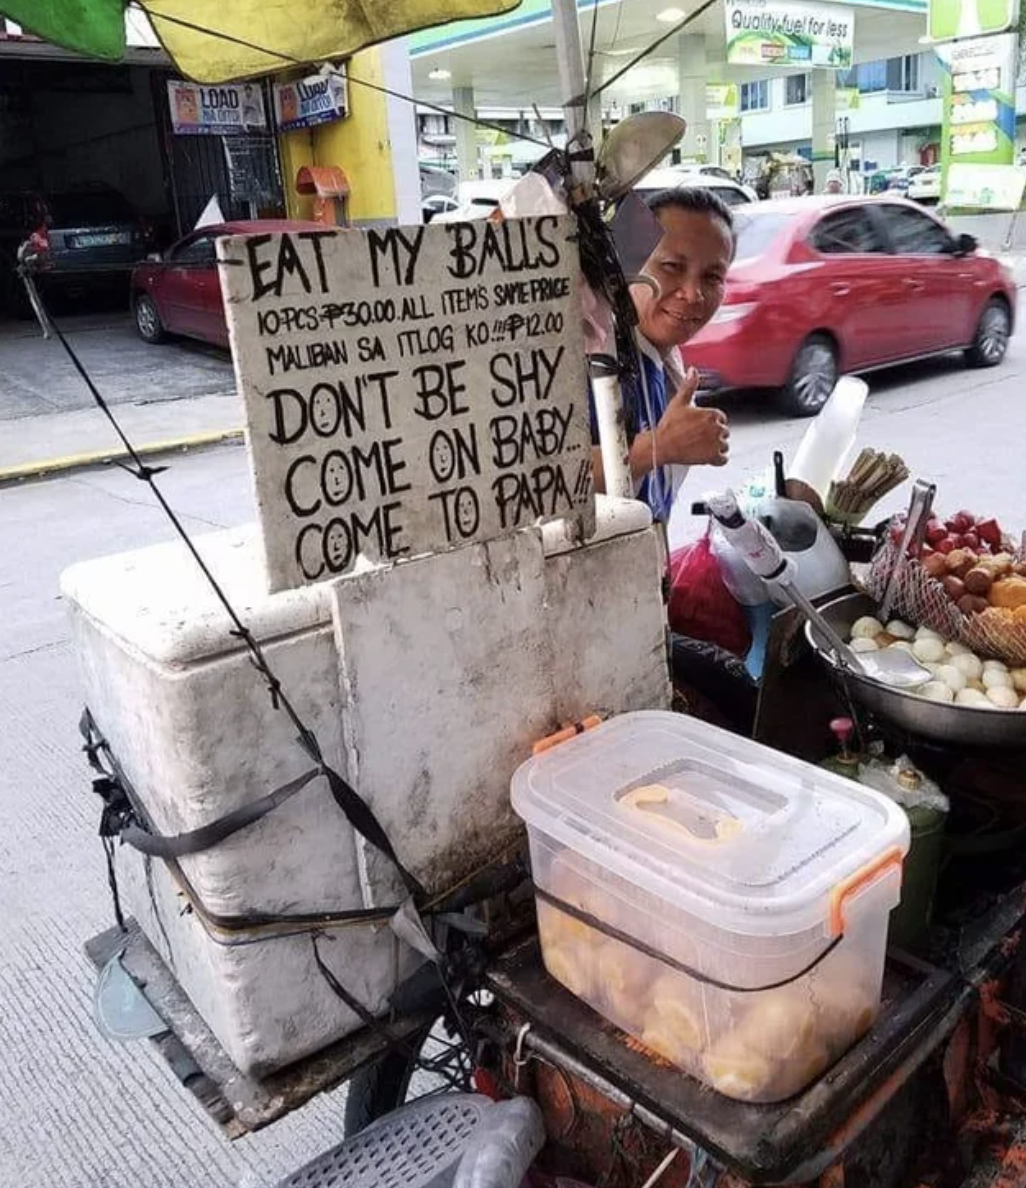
(512, 712), (909, 937)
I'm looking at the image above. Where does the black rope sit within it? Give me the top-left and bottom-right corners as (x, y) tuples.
(131, 4), (550, 149)
(535, 885), (844, 993)
(311, 933), (469, 1091)
(101, 835), (127, 932)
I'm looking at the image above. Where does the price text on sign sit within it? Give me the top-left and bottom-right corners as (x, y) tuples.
(218, 218), (594, 591)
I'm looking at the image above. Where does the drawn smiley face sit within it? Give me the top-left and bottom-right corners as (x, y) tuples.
(324, 519), (352, 571)
(430, 433), (455, 484)
(322, 451), (353, 505)
(455, 488), (480, 537)
(309, 386), (341, 436)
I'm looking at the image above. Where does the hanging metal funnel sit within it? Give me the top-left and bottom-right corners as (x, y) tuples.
(595, 112), (687, 201)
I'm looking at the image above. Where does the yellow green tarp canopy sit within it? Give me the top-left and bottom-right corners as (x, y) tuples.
(0, 0), (522, 81)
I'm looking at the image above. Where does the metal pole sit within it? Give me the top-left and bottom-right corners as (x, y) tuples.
(551, 0), (633, 501)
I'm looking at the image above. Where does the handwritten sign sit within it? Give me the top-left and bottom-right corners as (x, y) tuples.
(218, 218), (594, 592)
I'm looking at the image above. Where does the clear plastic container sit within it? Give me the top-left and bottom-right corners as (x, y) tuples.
(511, 712), (909, 1103)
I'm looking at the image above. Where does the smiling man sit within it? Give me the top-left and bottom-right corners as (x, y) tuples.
(592, 187), (734, 522)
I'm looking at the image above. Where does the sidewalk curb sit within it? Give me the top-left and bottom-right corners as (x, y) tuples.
(0, 426), (244, 485)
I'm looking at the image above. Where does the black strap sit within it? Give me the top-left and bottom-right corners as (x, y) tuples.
(295, 727), (424, 900)
(80, 708), (424, 899)
(121, 768), (319, 858)
(534, 885), (842, 994)
(80, 709), (407, 932)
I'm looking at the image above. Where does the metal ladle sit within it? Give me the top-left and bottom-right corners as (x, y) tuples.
(782, 574), (932, 690)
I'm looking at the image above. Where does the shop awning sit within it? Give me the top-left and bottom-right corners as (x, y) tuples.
(0, 0), (523, 81)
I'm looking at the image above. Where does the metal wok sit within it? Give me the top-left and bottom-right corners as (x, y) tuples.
(805, 592), (1026, 749)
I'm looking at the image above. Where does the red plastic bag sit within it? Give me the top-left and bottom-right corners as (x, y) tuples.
(667, 528), (751, 658)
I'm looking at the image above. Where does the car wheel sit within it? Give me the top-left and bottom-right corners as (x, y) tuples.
(966, 298), (1010, 369)
(134, 293), (167, 343)
(780, 333), (838, 416)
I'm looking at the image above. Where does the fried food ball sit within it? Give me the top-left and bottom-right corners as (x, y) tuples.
(703, 1032), (775, 1100)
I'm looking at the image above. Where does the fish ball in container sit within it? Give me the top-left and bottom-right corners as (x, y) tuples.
(951, 653), (984, 681)
(913, 637), (946, 664)
(936, 665), (967, 693)
(851, 638), (880, 654)
(987, 686), (1020, 709)
(918, 681), (955, 703)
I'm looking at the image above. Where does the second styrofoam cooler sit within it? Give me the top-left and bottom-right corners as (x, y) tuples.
(512, 712), (910, 1103)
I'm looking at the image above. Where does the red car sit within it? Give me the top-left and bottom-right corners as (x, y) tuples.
(131, 219), (327, 348)
(684, 196), (1016, 416)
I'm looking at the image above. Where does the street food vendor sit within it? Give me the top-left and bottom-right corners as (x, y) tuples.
(591, 187), (733, 521)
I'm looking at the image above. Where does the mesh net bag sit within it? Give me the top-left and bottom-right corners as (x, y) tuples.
(862, 533), (1026, 666)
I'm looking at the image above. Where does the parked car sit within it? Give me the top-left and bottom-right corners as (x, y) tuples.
(1, 184), (153, 313)
(430, 179), (514, 224)
(673, 163), (760, 203)
(131, 219), (326, 348)
(423, 193), (461, 223)
(683, 196), (1015, 416)
(634, 167), (755, 208)
(908, 165), (942, 205)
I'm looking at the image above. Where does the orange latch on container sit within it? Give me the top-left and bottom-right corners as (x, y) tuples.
(828, 846), (905, 938)
(532, 715), (602, 756)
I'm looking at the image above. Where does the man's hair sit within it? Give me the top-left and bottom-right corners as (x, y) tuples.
(645, 185), (735, 239)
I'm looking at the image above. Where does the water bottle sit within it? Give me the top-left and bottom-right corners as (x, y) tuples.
(451, 1097), (546, 1188)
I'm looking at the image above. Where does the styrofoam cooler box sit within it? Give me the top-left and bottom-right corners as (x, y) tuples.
(512, 712), (910, 1103)
(62, 504), (670, 1075)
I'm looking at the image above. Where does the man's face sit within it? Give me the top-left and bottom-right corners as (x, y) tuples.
(633, 207), (733, 353)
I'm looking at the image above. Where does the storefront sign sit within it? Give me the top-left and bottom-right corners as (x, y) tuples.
(836, 86), (861, 111)
(724, 0), (854, 67)
(945, 162), (1026, 208)
(273, 72), (348, 132)
(167, 81), (267, 136)
(218, 219), (594, 591)
(706, 82), (740, 120)
(939, 34), (1016, 201)
(928, 0), (1019, 42)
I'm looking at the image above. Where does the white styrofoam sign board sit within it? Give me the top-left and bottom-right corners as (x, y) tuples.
(217, 218), (595, 592)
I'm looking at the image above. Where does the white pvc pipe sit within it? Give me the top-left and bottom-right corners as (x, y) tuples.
(551, 0), (634, 502)
(591, 366), (633, 501)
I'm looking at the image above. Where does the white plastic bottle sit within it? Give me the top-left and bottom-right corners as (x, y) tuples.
(788, 376), (868, 500)
(451, 1097), (546, 1188)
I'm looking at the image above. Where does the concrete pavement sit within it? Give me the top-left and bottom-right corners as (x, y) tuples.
(0, 311), (242, 481)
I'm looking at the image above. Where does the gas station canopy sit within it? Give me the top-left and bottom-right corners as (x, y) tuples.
(409, 0), (932, 109)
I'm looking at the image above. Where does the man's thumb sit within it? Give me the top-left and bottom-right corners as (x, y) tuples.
(669, 367), (700, 407)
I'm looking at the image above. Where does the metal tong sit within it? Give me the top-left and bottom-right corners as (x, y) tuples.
(879, 479), (936, 624)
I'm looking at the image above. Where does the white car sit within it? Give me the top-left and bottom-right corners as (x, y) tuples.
(422, 193), (460, 222)
(430, 179), (513, 223)
(908, 165), (942, 205)
(671, 163), (760, 203)
(633, 167), (755, 208)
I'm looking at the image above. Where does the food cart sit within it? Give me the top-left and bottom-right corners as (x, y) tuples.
(76, 473), (1026, 1188)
